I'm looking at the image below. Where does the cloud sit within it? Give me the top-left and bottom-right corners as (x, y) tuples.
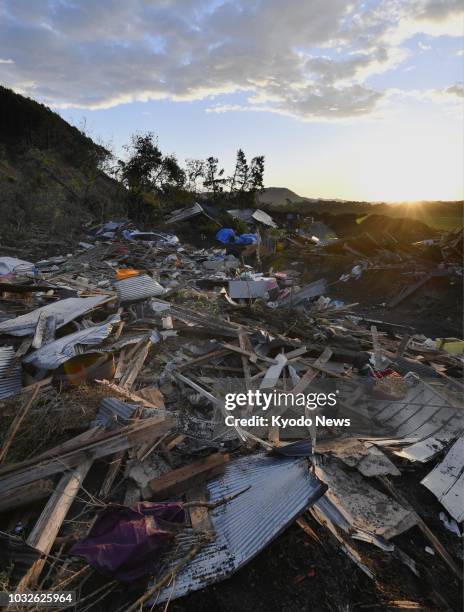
(446, 83), (464, 97)
(0, 0), (462, 120)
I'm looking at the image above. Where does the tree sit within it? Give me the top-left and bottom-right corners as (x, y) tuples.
(185, 158), (205, 196)
(228, 149), (265, 206)
(249, 155), (265, 194)
(118, 132), (185, 195)
(203, 156), (226, 199)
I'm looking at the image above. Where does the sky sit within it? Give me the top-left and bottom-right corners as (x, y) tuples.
(0, 0), (463, 201)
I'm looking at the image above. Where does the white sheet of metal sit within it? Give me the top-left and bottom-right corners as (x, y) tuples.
(421, 436), (464, 522)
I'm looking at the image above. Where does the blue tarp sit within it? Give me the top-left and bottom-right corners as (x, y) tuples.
(216, 228), (257, 245)
(236, 233), (257, 245)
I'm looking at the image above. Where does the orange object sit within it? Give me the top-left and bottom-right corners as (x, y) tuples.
(116, 268), (140, 280)
(54, 352), (115, 387)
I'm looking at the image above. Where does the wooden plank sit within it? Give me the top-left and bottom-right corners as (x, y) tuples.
(32, 312), (56, 349)
(176, 348), (230, 370)
(388, 273), (434, 308)
(99, 450), (125, 499)
(371, 325), (383, 369)
(3, 337), (32, 376)
(95, 379), (165, 408)
(165, 434), (186, 451)
(0, 479), (53, 512)
(185, 486), (213, 530)
(239, 331), (252, 391)
(0, 415), (175, 493)
(296, 516), (323, 545)
(147, 453), (229, 500)
(292, 348), (332, 394)
(120, 338), (151, 389)
(17, 459), (93, 590)
(221, 342), (259, 363)
(395, 334), (411, 358)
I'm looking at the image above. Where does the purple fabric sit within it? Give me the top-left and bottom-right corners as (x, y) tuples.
(70, 502), (185, 582)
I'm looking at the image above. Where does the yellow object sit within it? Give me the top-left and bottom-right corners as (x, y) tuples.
(356, 214), (370, 225)
(116, 268), (141, 280)
(276, 241), (285, 252)
(436, 339), (464, 355)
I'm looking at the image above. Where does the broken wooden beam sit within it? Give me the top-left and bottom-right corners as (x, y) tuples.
(145, 452), (229, 500)
(0, 478), (53, 513)
(16, 459), (93, 590)
(0, 415), (176, 494)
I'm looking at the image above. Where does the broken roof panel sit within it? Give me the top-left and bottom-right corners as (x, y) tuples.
(421, 436), (464, 522)
(23, 315), (120, 370)
(0, 296), (109, 337)
(370, 376), (464, 462)
(315, 459), (417, 539)
(251, 209), (278, 228)
(155, 454), (327, 602)
(92, 398), (139, 429)
(227, 208), (277, 228)
(115, 274), (165, 303)
(164, 202), (204, 225)
(0, 346), (22, 399)
(0, 257), (35, 277)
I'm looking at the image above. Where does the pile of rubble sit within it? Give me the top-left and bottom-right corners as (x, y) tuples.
(0, 212), (462, 610)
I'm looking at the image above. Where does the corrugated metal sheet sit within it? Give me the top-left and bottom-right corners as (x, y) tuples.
(23, 315), (120, 370)
(93, 397), (175, 429)
(272, 439), (312, 457)
(154, 454), (327, 603)
(165, 202), (204, 224)
(92, 398), (139, 429)
(371, 375), (464, 462)
(0, 296), (108, 337)
(421, 435), (464, 522)
(115, 275), (165, 303)
(0, 346), (22, 399)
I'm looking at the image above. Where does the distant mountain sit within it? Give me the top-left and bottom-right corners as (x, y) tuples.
(258, 186), (350, 208)
(258, 187), (308, 207)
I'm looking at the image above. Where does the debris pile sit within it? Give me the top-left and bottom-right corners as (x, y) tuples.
(0, 212), (462, 610)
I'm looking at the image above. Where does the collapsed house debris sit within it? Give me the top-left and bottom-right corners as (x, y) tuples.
(0, 211), (462, 610)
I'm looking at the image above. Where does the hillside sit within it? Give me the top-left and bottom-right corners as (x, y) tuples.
(0, 86), (128, 247)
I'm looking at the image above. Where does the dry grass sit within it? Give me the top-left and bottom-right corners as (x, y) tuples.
(0, 383), (122, 464)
